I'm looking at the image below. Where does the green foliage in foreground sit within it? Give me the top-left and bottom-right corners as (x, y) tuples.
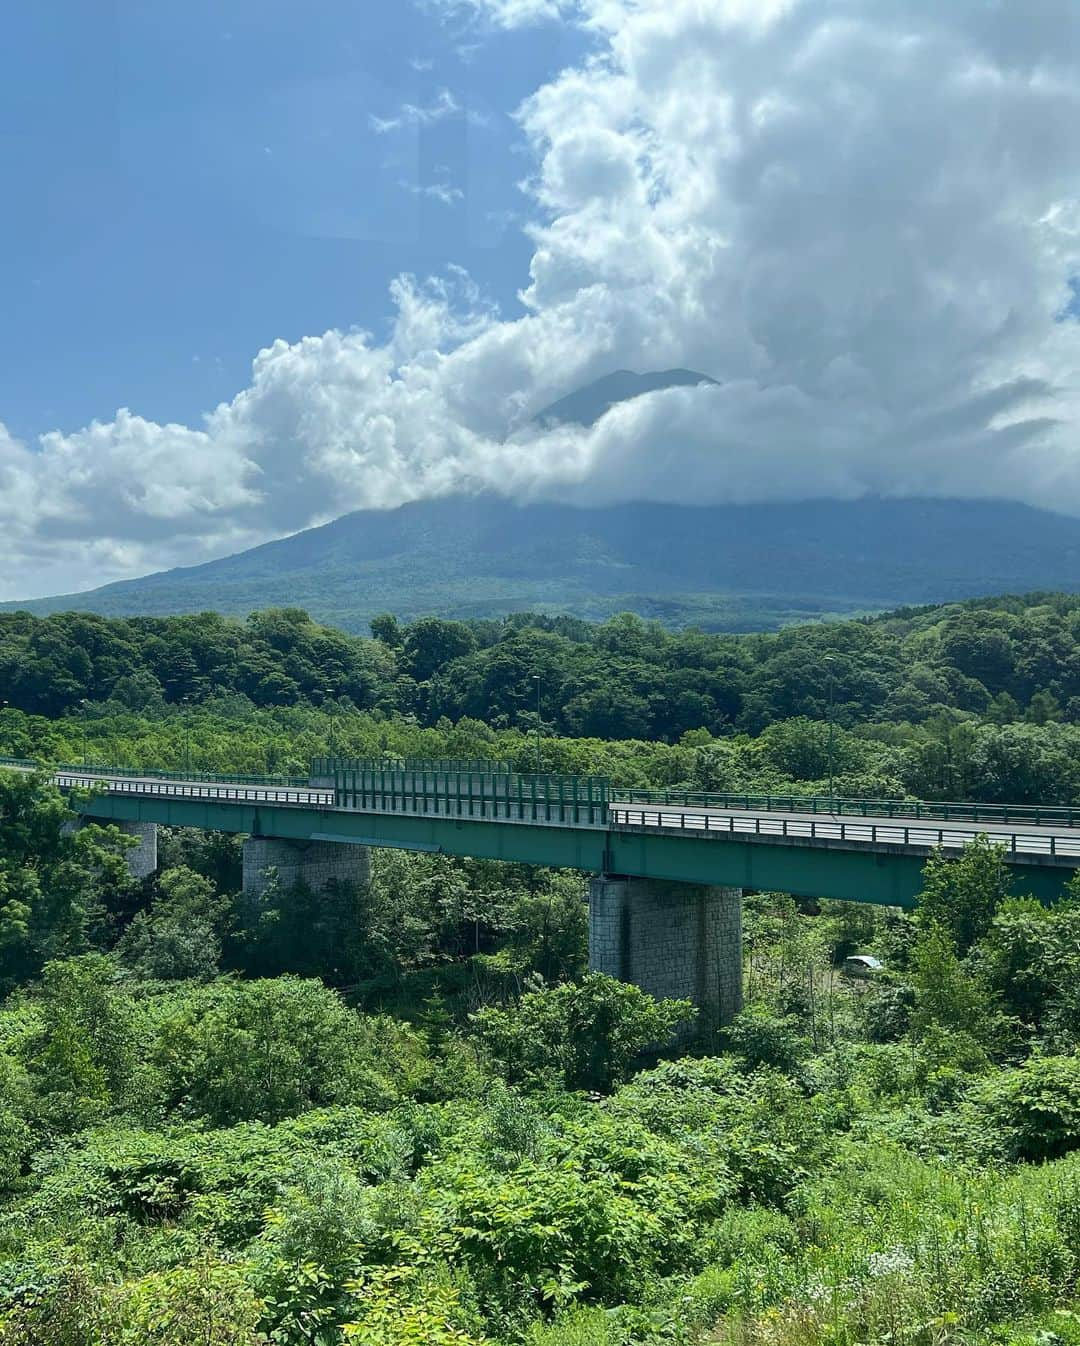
(8, 762), (1080, 1341)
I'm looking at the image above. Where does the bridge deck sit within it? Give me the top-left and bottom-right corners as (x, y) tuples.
(43, 767), (1080, 862)
(6, 761), (1078, 905)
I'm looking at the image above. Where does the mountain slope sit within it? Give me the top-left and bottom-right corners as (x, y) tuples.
(8, 495), (1080, 633)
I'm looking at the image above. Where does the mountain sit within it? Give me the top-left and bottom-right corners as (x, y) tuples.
(533, 368), (718, 427)
(8, 369), (1080, 633)
(8, 495), (1080, 634)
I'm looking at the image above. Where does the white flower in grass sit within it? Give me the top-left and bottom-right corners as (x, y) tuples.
(866, 1248), (915, 1278)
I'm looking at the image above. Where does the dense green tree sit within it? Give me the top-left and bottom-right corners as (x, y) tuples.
(0, 771), (136, 988)
(116, 866), (226, 981)
(370, 612), (403, 648)
(0, 1051), (32, 1189)
(152, 977), (418, 1124)
(498, 873), (588, 983)
(22, 954), (141, 1132)
(916, 834), (1013, 956)
(9, 594), (1080, 759)
(909, 925), (1000, 1063)
(402, 618), (478, 683)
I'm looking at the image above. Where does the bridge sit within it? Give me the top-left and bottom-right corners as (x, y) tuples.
(5, 755), (1079, 1033)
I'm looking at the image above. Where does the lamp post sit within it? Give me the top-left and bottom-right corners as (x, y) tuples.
(824, 656), (837, 808)
(76, 698), (89, 765)
(533, 675), (542, 775)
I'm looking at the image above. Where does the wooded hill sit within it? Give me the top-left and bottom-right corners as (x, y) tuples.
(1, 591), (1078, 742)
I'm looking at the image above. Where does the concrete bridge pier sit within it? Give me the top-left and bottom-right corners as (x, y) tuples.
(588, 876), (743, 1035)
(68, 818), (159, 880)
(242, 837), (372, 899)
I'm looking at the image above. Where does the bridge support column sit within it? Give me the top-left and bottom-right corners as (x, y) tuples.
(242, 837), (371, 899)
(588, 877), (743, 1035)
(71, 818), (158, 880)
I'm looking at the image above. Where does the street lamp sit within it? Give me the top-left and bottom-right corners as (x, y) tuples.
(824, 656), (837, 808)
(533, 675), (542, 775)
(76, 698), (89, 765)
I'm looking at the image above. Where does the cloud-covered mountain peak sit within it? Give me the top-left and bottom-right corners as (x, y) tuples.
(534, 369), (719, 428)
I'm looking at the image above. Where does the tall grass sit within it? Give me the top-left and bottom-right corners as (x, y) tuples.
(682, 1145), (1080, 1346)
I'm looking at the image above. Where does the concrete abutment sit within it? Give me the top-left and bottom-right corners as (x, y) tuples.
(588, 876), (743, 1034)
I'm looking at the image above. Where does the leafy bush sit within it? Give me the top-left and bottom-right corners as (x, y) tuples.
(471, 973), (693, 1093)
(151, 978), (422, 1124)
(970, 1056), (1080, 1162)
(724, 1002), (810, 1073)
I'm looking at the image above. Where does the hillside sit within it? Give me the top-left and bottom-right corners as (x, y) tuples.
(7, 495), (1080, 633)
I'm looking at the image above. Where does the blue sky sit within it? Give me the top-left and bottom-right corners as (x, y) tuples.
(3, 0), (1079, 601)
(0, 0), (584, 441)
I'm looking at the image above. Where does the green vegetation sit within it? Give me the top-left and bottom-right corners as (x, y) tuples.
(5, 768), (1080, 1343)
(6, 595), (1080, 1342)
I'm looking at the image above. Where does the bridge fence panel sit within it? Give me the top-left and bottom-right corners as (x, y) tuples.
(332, 764), (609, 827)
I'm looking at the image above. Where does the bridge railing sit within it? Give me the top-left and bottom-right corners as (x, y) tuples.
(609, 804), (1080, 859)
(611, 789), (1080, 829)
(334, 765), (610, 826)
(53, 771), (334, 806)
(0, 757), (310, 788)
(9, 751), (1077, 836)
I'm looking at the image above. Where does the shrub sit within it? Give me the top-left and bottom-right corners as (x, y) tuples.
(471, 973), (693, 1093)
(724, 1002), (810, 1072)
(970, 1055), (1080, 1162)
(151, 978), (424, 1124)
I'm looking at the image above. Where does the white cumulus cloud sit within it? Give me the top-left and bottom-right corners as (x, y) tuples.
(4, 0), (1080, 599)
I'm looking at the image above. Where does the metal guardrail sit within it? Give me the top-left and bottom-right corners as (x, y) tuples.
(5, 757), (606, 823)
(53, 771), (334, 807)
(612, 789), (1080, 829)
(609, 805), (1080, 859)
(0, 758), (308, 787)
(60, 762), (311, 787)
(7, 755), (1080, 854)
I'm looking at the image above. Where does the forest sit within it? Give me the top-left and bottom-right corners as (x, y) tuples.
(3, 596), (1080, 1342)
(2, 591), (1079, 738)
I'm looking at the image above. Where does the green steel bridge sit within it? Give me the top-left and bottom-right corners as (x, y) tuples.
(5, 755), (1075, 905)
(5, 754), (1079, 1030)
